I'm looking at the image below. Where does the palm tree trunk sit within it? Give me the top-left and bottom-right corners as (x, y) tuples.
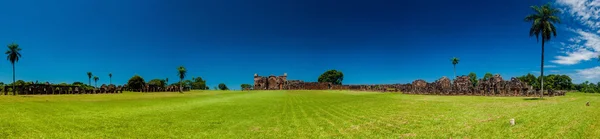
(540, 38), (545, 99)
(453, 65), (456, 79)
(12, 64), (16, 95)
(89, 78), (91, 86)
(179, 79), (183, 93)
(110, 78), (112, 85)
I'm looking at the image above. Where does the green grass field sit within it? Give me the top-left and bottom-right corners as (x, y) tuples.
(1, 90), (599, 138)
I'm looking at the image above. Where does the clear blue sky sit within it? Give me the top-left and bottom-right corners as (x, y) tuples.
(0, 0), (599, 89)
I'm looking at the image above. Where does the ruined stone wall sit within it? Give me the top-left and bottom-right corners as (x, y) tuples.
(254, 73), (287, 90)
(252, 73), (566, 97)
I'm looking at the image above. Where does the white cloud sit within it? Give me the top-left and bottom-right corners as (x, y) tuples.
(552, 48), (596, 65)
(552, 0), (600, 65)
(573, 66), (600, 82)
(556, 0), (600, 29)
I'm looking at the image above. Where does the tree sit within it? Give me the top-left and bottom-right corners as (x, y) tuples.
(525, 3), (560, 98)
(108, 73), (113, 85)
(6, 43), (22, 95)
(177, 66), (187, 93)
(191, 76), (208, 90)
(182, 80), (193, 88)
(87, 72), (93, 86)
(451, 57), (460, 78)
(148, 79), (166, 88)
(241, 84), (252, 90)
(517, 73), (539, 89)
(468, 72), (477, 87)
(165, 78), (169, 85)
(218, 83), (229, 90)
(483, 73), (493, 81)
(318, 70), (344, 85)
(93, 76), (99, 88)
(127, 75), (146, 91)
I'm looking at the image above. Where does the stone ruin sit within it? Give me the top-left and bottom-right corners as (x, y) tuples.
(251, 73), (566, 97)
(122, 84), (189, 93)
(254, 73), (287, 90)
(3, 84), (124, 95)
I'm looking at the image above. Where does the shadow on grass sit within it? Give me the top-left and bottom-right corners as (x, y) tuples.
(523, 98), (545, 101)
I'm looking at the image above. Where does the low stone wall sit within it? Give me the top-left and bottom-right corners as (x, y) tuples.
(274, 74), (566, 97)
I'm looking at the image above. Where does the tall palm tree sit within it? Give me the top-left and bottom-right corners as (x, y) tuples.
(166, 78), (169, 85)
(108, 73), (112, 85)
(451, 57), (459, 78)
(93, 76), (99, 88)
(525, 3), (560, 99)
(177, 66), (187, 93)
(87, 72), (93, 86)
(6, 43), (22, 95)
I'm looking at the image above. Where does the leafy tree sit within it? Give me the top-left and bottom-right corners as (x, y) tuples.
(451, 57), (460, 78)
(483, 73), (493, 81)
(87, 72), (93, 86)
(93, 76), (99, 88)
(182, 80), (193, 88)
(218, 83), (229, 90)
(177, 66), (187, 93)
(468, 72), (477, 87)
(6, 43), (22, 95)
(148, 79), (166, 88)
(517, 73), (538, 89)
(72, 82), (84, 86)
(318, 70), (344, 85)
(525, 3), (560, 98)
(108, 73), (113, 84)
(241, 84), (252, 90)
(190, 76), (208, 90)
(127, 75), (146, 91)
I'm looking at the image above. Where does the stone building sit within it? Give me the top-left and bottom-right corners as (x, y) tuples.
(254, 73), (287, 90)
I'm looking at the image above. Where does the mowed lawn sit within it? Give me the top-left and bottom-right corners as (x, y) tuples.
(0, 90), (599, 138)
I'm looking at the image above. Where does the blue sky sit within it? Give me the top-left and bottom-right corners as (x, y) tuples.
(0, 0), (598, 89)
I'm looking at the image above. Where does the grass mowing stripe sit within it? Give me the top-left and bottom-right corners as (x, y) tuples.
(1, 90), (600, 138)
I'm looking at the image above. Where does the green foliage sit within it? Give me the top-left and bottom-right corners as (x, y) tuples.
(191, 77), (208, 90)
(317, 70), (344, 85)
(525, 3), (560, 42)
(182, 80), (193, 88)
(6, 43), (22, 64)
(483, 73), (493, 81)
(127, 75), (146, 90)
(148, 79), (166, 88)
(93, 76), (99, 87)
(218, 83), (229, 90)
(451, 57), (459, 65)
(177, 66), (187, 81)
(241, 84), (252, 90)
(87, 72), (93, 85)
(72, 82), (94, 90)
(468, 72), (477, 87)
(517, 73), (539, 89)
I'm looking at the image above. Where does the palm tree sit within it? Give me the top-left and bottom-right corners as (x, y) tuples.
(93, 76), (99, 88)
(525, 3), (560, 99)
(177, 66), (187, 93)
(166, 78), (169, 85)
(87, 72), (93, 86)
(451, 57), (459, 78)
(108, 73), (112, 85)
(6, 43), (22, 95)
